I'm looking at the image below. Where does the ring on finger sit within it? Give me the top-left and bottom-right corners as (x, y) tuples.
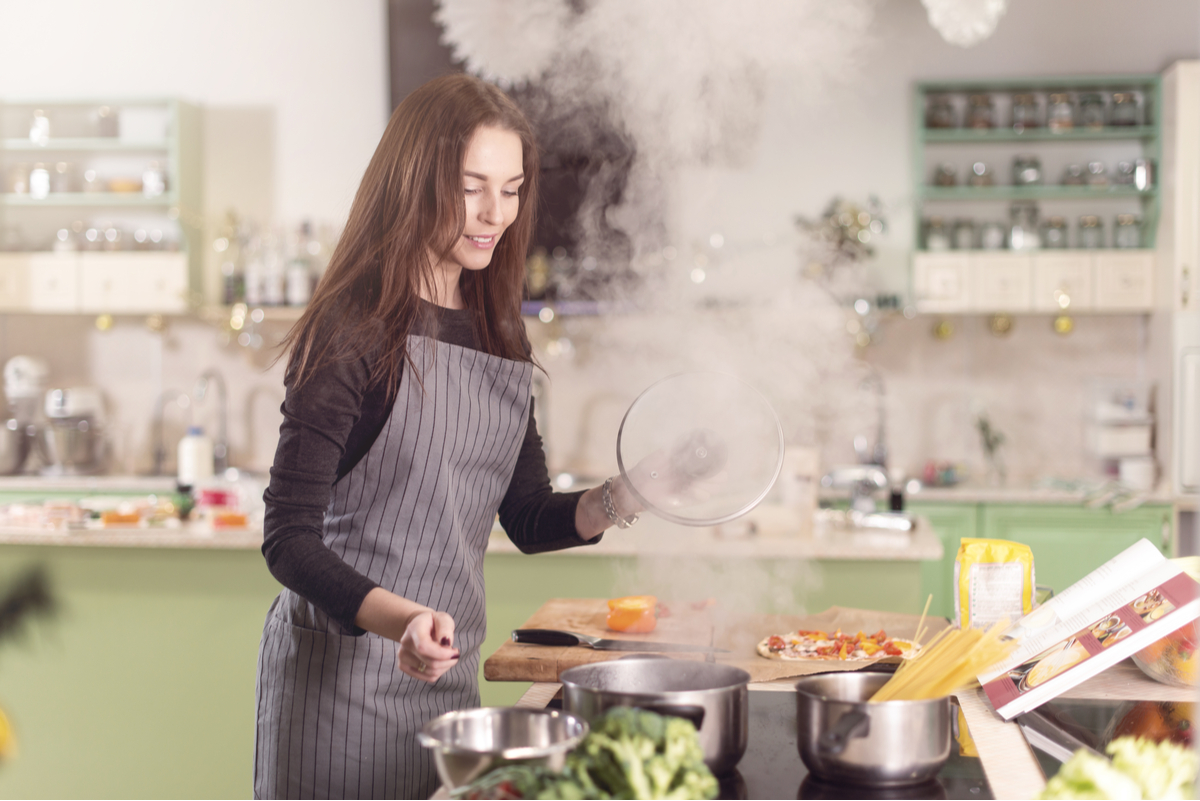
(417, 659), (427, 673)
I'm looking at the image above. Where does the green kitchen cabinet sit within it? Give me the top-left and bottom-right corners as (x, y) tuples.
(980, 503), (1172, 595)
(909, 502), (978, 619)
(914, 501), (1173, 622)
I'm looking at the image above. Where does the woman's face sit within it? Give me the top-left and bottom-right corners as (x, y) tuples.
(445, 125), (524, 274)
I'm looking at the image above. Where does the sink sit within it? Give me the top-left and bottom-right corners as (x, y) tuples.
(812, 508), (915, 548)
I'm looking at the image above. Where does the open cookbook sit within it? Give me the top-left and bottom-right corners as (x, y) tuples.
(979, 538), (1199, 720)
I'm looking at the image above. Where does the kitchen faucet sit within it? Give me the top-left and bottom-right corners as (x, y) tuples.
(150, 388), (185, 476)
(821, 368), (891, 513)
(194, 369), (230, 473)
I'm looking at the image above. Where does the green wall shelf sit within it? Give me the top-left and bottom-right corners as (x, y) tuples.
(911, 73), (1164, 264)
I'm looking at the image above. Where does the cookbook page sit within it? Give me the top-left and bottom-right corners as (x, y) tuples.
(978, 539), (1167, 684)
(982, 570), (1199, 718)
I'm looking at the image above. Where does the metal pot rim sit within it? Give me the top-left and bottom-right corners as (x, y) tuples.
(416, 707), (588, 759)
(560, 660), (751, 696)
(793, 673), (949, 709)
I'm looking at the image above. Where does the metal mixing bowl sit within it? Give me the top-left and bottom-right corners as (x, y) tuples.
(0, 418), (33, 475)
(417, 707), (588, 790)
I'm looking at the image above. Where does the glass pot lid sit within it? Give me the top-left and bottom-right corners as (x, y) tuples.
(616, 372), (785, 526)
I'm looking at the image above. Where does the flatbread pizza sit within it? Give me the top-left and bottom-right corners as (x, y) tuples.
(757, 628), (915, 661)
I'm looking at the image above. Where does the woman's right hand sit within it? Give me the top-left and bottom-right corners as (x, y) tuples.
(397, 609), (460, 683)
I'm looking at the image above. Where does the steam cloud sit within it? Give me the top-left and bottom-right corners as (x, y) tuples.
(438, 0), (886, 611)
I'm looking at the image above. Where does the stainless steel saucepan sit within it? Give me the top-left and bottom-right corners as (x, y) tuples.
(559, 657), (750, 775)
(794, 671), (951, 787)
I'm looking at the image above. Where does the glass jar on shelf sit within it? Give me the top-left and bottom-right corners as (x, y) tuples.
(1087, 161), (1109, 188)
(1079, 92), (1107, 130)
(926, 94), (957, 129)
(1110, 92), (1141, 126)
(1114, 214), (1142, 248)
(1047, 93), (1075, 133)
(1009, 201), (1040, 251)
(1078, 215), (1105, 249)
(29, 163), (50, 200)
(50, 161), (73, 193)
(1010, 93), (1040, 133)
(979, 221), (1007, 250)
(7, 162), (31, 195)
(966, 94), (995, 129)
(932, 163), (958, 186)
(1041, 216), (1069, 249)
(952, 219), (976, 250)
(29, 109), (50, 145)
(1062, 164), (1086, 186)
(1114, 162), (1136, 185)
(968, 161), (995, 187)
(924, 217), (952, 251)
(1013, 155), (1043, 186)
(94, 105), (118, 138)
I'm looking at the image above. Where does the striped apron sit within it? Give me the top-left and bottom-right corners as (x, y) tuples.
(254, 335), (532, 799)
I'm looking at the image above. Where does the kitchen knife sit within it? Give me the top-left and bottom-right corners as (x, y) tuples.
(511, 629), (729, 654)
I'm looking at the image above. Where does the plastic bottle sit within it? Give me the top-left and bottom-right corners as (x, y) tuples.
(177, 426), (214, 489)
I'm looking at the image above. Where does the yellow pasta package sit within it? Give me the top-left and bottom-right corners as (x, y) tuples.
(953, 538), (1035, 630)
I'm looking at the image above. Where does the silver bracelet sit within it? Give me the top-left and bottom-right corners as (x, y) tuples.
(602, 477), (639, 529)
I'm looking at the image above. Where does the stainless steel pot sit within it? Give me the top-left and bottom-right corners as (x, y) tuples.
(0, 418), (33, 475)
(559, 657), (750, 775)
(795, 671), (950, 787)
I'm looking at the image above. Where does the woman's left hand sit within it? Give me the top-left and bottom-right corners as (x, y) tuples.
(397, 609), (460, 683)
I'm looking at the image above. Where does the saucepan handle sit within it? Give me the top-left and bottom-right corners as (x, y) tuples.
(818, 711), (870, 755)
(636, 703), (706, 731)
(511, 629), (585, 646)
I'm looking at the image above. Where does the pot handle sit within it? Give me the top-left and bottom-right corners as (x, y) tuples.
(818, 711), (870, 755)
(636, 703), (707, 731)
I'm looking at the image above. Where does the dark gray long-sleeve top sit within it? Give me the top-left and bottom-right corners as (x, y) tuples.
(262, 301), (594, 634)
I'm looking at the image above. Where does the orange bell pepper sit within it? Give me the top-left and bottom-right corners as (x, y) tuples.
(606, 595), (658, 633)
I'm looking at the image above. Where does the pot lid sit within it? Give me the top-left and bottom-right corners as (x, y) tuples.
(616, 372), (784, 526)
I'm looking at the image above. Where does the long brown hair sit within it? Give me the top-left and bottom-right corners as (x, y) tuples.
(282, 73), (539, 395)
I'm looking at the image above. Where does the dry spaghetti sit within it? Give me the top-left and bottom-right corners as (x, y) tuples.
(869, 618), (1016, 703)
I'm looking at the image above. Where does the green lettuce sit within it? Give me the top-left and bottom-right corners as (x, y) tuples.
(1040, 736), (1198, 800)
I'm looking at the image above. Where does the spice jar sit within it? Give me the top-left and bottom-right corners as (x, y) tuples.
(1079, 92), (1107, 130)
(1010, 93), (1040, 133)
(924, 217), (951, 251)
(1087, 161), (1109, 188)
(1009, 202), (1040, 251)
(50, 162), (73, 193)
(1041, 216), (1069, 249)
(926, 95), (957, 129)
(7, 163), (30, 195)
(1114, 162), (1136, 185)
(1110, 92), (1141, 126)
(1048, 93), (1075, 132)
(29, 163), (50, 200)
(968, 161), (995, 187)
(1013, 155), (1043, 186)
(1062, 164), (1086, 186)
(1078, 215), (1105, 249)
(979, 221), (1007, 250)
(952, 219), (976, 250)
(1114, 214), (1142, 248)
(967, 94), (995, 129)
(933, 163), (958, 187)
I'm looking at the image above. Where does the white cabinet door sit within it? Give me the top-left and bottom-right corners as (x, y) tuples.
(1033, 252), (1094, 311)
(79, 253), (188, 313)
(972, 253), (1032, 312)
(913, 253), (970, 312)
(1095, 252), (1155, 310)
(28, 253), (80, 312)
(0, 254), (31, 311)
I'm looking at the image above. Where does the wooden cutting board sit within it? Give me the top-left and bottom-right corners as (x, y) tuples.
(483, 598), (715, 682)
(483, 600), (949, 684)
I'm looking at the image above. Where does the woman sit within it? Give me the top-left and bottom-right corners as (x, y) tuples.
(253, 74), (641, 799)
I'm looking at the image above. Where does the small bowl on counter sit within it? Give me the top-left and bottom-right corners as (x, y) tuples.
(418, 707), (588, 790)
